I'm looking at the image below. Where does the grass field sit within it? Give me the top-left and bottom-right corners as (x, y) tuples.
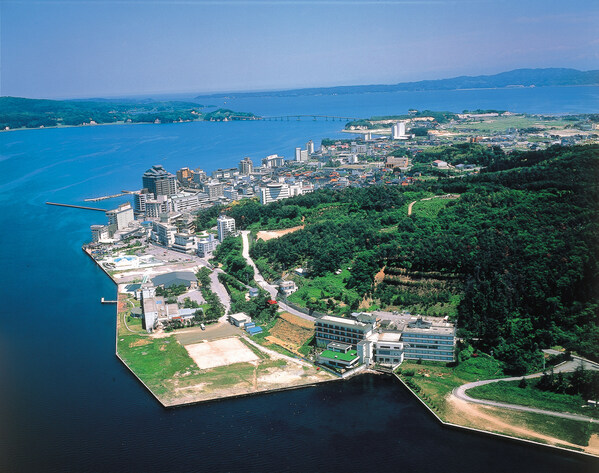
(450, 115), (570, 133)
(115, 294), (334, 405)
(467, 380), (599, 419)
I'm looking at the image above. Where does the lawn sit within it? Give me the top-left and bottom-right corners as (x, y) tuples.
(397, 355), (504, 416)
(467, 380), (599, 419)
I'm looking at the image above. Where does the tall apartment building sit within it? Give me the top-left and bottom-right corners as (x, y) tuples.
(392, 121), (408, 140)
(142, 165), (178, 197)
(204, 181), (225, 201)
(238, 157), (254, 175)
(262, 154), (285, 168)
(401, 318), (456, 362)
(176, 167), (194, 186)
(134, 191), (151, 214)
(259, 183), (290, 204)
(306, 140), (315, 154)
(295, 147), (308, 161)
(106, 203), (134, 230)
(314, 315), (375, 348)
(216, 215), (236, 242)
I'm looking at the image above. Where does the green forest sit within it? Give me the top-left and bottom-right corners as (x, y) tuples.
(0, 97), (256, 129)
(195, 144), (599, 374)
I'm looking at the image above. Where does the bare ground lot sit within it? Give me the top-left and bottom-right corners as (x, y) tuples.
(184, 337), (259, 369)
(256, 225), (304, 241)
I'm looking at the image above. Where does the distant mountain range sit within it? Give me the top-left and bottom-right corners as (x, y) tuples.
(195, 68), (599, 99)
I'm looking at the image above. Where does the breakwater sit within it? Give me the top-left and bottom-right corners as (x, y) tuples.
(46, 201), (107, 212)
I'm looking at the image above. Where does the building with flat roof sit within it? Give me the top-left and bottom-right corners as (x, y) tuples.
(106, 203), (134, 230)
(401, 317), (455, 362)
(373, 332), (404, 366)
(142, 165), (177, 197)
(197, 233), (219, 258)
(151, 221), (176, 246)
(262, 154), (285, 168)
(204, 181), (225, 201)
(217, 215), (236, 242)
(318, 348), (360, 369)
(238, 157), (254, 175)
(314, 315), (375, 348)
(171, 194), (201, 213)
(259, 183), (290, 205)
(229, 312), (251, 327)
(151, 271), (197, 289)
(176, 167), (193, 186)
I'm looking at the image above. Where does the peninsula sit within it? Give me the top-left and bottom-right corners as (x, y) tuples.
(78, 110), (599, 456)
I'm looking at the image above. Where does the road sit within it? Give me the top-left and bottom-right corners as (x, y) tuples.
(452, 356), (599, 423)
(210, 268), (231, 315)
(240, 231), (315, 322)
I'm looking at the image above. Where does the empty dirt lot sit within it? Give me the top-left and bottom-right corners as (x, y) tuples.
(184, 337), (259, 369)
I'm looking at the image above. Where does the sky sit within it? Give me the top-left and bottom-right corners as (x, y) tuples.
(1, 0), (598, 99)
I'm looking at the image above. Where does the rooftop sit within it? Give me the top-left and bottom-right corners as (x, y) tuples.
(320, 349), (358, 362)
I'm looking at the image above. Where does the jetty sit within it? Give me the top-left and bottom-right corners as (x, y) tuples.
(46, 202), (107, 212)
(84, 193), (126, 202)
(101, 298), (117, 304)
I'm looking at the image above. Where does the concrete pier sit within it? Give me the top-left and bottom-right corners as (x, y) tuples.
(46, 202), (107, 212)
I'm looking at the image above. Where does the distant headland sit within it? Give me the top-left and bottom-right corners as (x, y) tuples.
(194, 68), (599, 99)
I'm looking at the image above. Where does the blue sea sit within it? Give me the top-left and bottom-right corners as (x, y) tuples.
(1, 86), (598, 472)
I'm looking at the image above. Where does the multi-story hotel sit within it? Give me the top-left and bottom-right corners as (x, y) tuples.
(314, 315), (375, 348)
(401, 317), (456, 362)
(142, 165), (178, 197)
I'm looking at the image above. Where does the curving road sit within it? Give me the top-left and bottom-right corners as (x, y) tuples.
(453, 356), (599, 424)
(240, 231), (315, 322)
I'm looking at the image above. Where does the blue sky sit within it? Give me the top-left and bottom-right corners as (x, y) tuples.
(1, 0), (598, 98)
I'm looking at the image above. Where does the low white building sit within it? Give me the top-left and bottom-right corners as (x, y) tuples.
(278, 280), (298, 297)
(151, 221), (176, 246)
(228, 313), (252, 327)
(373, 332), (404, 366)
(197, 233), (219, 258)
(172, 233), (197, 253)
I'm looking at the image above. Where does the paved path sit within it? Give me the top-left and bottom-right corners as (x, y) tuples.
(453, 356), (599, 424)
(210, 268), (231, 315)
(240, 231), (315, 322)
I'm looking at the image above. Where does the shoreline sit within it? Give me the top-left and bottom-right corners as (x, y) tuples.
(84, 239), (598, 459)
(0, 117), (262, 134)
(393, 373), (599, 459)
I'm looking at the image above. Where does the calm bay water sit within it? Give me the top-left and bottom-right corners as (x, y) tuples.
(1, 87), (598, 472)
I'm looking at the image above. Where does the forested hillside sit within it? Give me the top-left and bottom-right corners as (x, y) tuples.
(0, 97), (257, 129)
(196, 145), (599, 373)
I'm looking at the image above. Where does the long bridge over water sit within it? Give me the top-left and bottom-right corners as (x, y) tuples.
(229, 114), (363, 122)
